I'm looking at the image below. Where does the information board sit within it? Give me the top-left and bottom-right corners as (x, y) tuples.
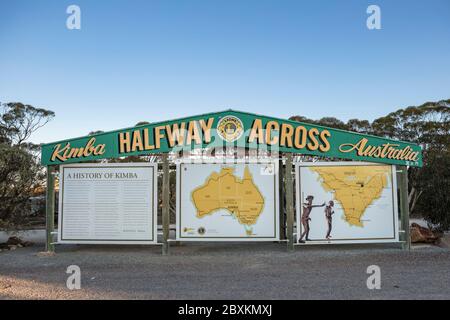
(176, 161), (279, 241)
(296, 162), (399, 244)
(58, 163), (158, 244)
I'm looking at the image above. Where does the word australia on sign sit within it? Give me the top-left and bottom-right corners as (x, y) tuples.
(41, 110), (422, 167)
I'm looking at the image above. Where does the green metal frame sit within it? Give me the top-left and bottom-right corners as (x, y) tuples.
(285, 154), (295, 251)
(45, 166), (56, 253)
(44, 110), (415, 253)
(162, 154), (170, 255)
(399, 166), (411, 250)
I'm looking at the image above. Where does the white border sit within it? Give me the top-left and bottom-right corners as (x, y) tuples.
(57, 163), (158, 245)
(295, 161), (399, 245)
(176, 160), (280, 241)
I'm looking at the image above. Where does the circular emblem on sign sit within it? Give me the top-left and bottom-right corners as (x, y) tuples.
(198, 227), (206, 235)
(217, 116), (244, 142)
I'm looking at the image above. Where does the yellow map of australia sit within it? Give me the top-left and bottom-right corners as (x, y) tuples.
(310, 166), (391, 227)
(191, 166), (265, 232)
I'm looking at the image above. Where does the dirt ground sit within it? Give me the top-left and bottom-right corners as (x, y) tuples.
(1, 230), (449, 300)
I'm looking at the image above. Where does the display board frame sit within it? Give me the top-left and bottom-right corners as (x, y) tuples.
(295, 161), (399, 245)
(176, 160), (280, 242)
(58, 162), (158, 245)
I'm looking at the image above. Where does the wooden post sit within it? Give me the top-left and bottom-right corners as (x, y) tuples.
(279, 155), (286, 240)
(285, 153), (294, 251)
(45, 165), (56, 253)
(162, 154), (170, 255)
(399, 165), (411, 250)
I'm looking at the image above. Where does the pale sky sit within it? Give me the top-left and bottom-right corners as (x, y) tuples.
(1, 0), (449, 144)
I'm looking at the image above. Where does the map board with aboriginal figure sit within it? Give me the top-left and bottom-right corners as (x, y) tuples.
(58, 163), (158, 244)
(295, 162), (399, 244)
(176, 161), (279, 241)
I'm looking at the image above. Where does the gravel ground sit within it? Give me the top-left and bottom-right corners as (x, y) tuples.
(1, 231), (449, 300)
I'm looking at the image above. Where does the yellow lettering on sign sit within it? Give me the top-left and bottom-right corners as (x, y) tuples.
(119, 132), (131, 153)
(248, 119), (264, 144)
(280, 123), (294, 147)
(143, 128), (155, 150)
(307, 128), (320, 151)
(154, 126), (166, 149)
(248, 119), (331, 152)
(339, 138), (420, 161)
(131, 130), (144, 152)
(166, 122), (186, 147)
(265, 121), (279, 145)
(319, 130), (331, 152)
(51, 143), (70, 161)
(186, 121), (201, 145)
(51, 138), (106, 162)
(294, 126), (307, 149)
(199, 118), (214, 143)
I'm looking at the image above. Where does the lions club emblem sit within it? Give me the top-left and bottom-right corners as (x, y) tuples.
(217, 116), (244, 142)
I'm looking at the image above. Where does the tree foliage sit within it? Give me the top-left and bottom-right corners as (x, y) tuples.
(0, 102), (54, 230)
(291, 99), (450, 230)
(371, 99), (449, 150)
(1, 102), (54, 146)
(371, 100), (450, 230)
(413, 150), (450, 231)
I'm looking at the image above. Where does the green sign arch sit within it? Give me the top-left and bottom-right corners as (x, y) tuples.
(41, 110), (422, 167)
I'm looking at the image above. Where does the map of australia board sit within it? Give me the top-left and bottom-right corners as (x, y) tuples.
(296, 163), (398, 244)
(177, 162), (279, 241)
